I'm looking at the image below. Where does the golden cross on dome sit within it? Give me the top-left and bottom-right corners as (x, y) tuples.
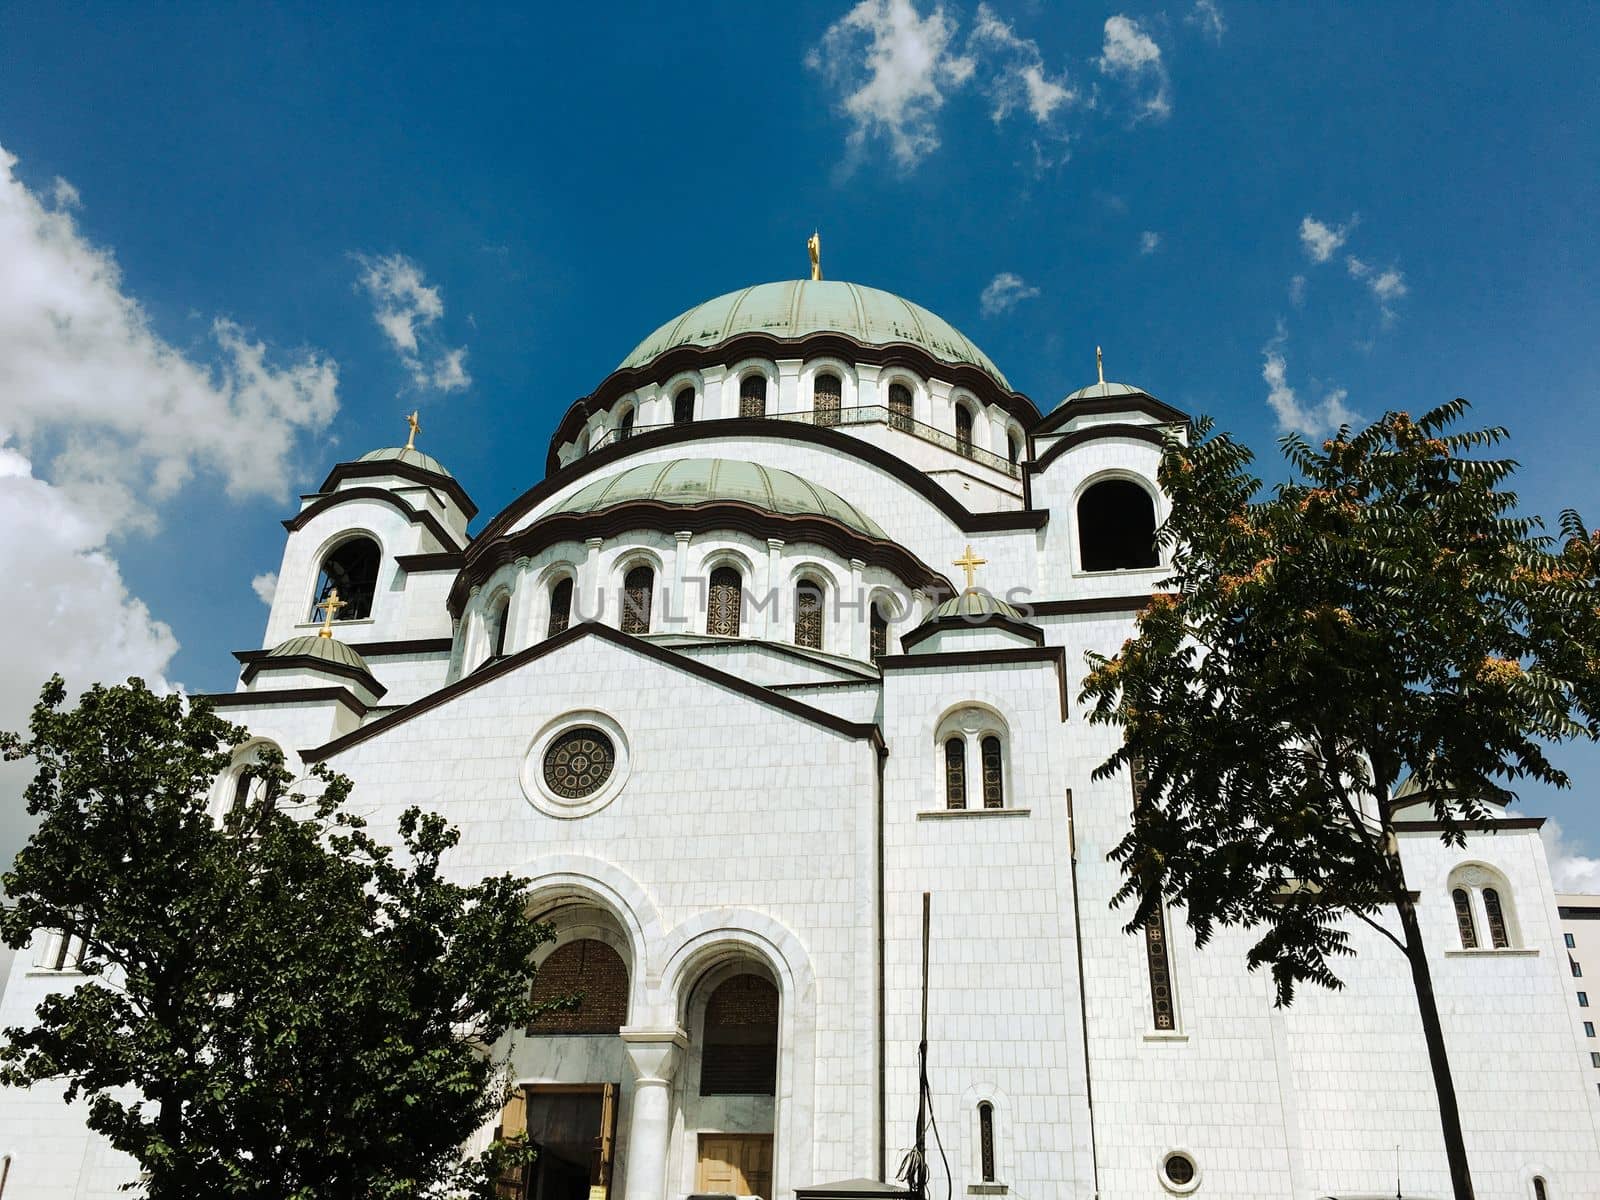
(808, 230), (822, 281)
(404, 410), (421, 451)
(953, 544), (987, 591)
(1096, 345), (1105, 386)
(316, 589), (346, 638)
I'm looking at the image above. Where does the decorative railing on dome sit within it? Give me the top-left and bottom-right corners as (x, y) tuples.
(588, 406), (1022, 478)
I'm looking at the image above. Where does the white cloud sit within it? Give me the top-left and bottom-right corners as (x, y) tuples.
(1139, 230), (1161, 255)
(1096, 15), (1170, 121)
(353, 252), (471, 393)
(1346, 255), (1407, 321)
(1187, 0), (1226, 43)
(1543, 820), (1600, 895)
(1289, 274), (1307, 306)
(1262, 328), (1359, 436)
(807, 0), (975, 168)
(969, 4), (1076, 125)
(251, 571), (278, 606)
(49, 177), (80, 210)
(979, 272), (1040, 317)
(1299, 215), (1353, 263)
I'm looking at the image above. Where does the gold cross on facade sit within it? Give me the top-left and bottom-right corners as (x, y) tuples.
(404, 410), (421, 451)
(316, 588), (346, 638)
(808, 231), (822, 281)
(953, 544), (987, 591)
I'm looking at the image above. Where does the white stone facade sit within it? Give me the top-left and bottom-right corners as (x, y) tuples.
(3, 284), (1597, 1200)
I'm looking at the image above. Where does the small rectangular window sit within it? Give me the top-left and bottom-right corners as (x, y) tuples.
(1568, 932), (1578, 948)
(1575, 959), (1585, 978)
(1592, 1052), (1600, 1068)
(1579, 991), (1590, 1008)
(1584, 1021), (1595, 1037)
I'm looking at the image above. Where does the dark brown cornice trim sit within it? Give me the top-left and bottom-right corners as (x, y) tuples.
(1032, 392), (1189, 436)
(1027, 423), (1170, 477)
(897, 613), (1045, 652)
(654, 634), (880, 682)
(548, 330), (1042, 466)
(396, 552), (465, 573)
(448, 500), (952, 617)
(318, 459), (478, 520)
(1030, 593), (1158, 616)
(878, 644), (1069, 721)
(283, 487), (463, 551)
(301, 622), (884, 763)
(1393, 816), (1545, 832)
(482, 418), (1047, 551)
(237, 655), (388, 700)
(235, 637), (452, 664)
(197, 687), (371, 719)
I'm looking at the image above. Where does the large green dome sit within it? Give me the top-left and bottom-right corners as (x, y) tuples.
(619, 280), (1010, 390)
(551, 458), (888, 539)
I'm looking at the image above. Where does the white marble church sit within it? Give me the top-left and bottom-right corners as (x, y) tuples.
(3, 272), (1598, 1200)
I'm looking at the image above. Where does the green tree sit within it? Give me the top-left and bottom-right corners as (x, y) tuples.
(0, 676), (553, 1199)
(1079, 400), (1600, 1200)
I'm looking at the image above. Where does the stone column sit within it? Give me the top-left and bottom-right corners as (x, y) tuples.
(848, 558), (867, 660)
(579, 537), (605, 624)
(765, 538), (785, 639)
(671, 530), (692, 632)
(620, 1027), (688, 1200)
(776, 358), (803, 415)
(508, 556), (536, 652)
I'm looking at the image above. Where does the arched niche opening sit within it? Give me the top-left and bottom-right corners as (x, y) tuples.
(1077, 478), (1159, 571)
(310, 535), (381, 621)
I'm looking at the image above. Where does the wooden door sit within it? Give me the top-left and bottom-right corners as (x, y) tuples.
(697, 1134), (774, 1199)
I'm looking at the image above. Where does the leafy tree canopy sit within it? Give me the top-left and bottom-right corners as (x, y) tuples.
(1, 676), (551, 1199)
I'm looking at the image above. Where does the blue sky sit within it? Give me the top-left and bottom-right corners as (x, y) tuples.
(1, 2), (1597, 878)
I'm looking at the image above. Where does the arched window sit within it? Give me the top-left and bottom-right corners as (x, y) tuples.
(955, 404), (974, 456)
(1534, 1176), (1549, 1200)
(1008, 431), (1022, 466)
(547, 576), (573, 637)
(814, 372), (842, 427)
(618, 406), (636, 440)
(708, 566), (742, 636)
(674, 386), (695, 424)
(1077, 479), (1159, 571)
(1483, 887), (1510, 949)
(226, 741), (281, 825)
(309, 536), (380, 621)
(981, 735), (1004, 809)
(888, 382), (913, 432)
(795, 578), (824, 649)
(978, 1102), (996, 1183)
(529, 938), (629, 1034)
(870, 602), (890, 663)
(700, 973), (779, 1095)
(945, 737), (967, 810)
(740, 373), (768, 418)
(484, 593), (511, 663)
(1452, 888), (1479, 949)
(621, 565), (653, 634)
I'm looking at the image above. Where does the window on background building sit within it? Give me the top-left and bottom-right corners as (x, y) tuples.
(1483, 887), (1510, 949)
(528, 939), (629, 1034)
(955, 404), (974, 456)
(708, 567), (742, 636)
(870, 602), (890, 663)
(888, 382), (913, 432)
(1452, 888), (1479, 949)
(740, 374), (767, 418)
(1578, 992), (1589, 1008)
(1584, 1021), (1594, 1037)
(309, 536), (381, 621)
(795, 579), (824, 649)
(621, 566), (653, 634)
(547, 577), (573, 637)
(674, 386), (695, 424)
(814, 373), (842, 426)
(1568, 932), (1578, 948)
(700, 974), (779, 1096)
(981, 736), (1004, 809)
(944, 737), (967, 810)
(1592, 1052), (1600, 1068)
(618, 407), (635, 440)
(1574, 959), (1584, 978)
(978, 1102), (996, 1183)
(1077, 480), (1159, 571)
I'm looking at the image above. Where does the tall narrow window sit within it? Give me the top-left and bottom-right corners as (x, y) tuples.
(1452, 888), (1479, 949)
(674, 386), (695, 424)
(1483, 887), (1510, 949)
(1008, 432), (1021, 466)
(1144, 910), (1176, 1030)
(945, 737), (967, 810)
(230, 769), (255, 820)
(978, 1102), (996, 1182)
(701, 974), (779, 1095)
(888, 382), (913, 432)
(814, 372), (842, 426)
(708, 567), (742, 636)
(981, 736), (1004, 809)
(955, 404), (974, 456)
(1533, 1177), (1549, 1200)
(795, 579), (824, 649)
(621, 566), (653, 634)
(486, 595), (510, 662)
(548, 577), (573, 637)
(870, 602), (890, 663)
(618, 407), (636, 440)
(740, 374), (767, 418)
(310, 536), (381, 621)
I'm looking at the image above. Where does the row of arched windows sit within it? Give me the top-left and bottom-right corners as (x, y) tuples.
(944, 735), (1005, 810)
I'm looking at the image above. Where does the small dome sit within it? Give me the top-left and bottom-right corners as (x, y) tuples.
(1056, 380), (1156, 407)
(267, 634), (373, 675)
(619, 280), (1011, 390)
(551, 458), (888, 540)
(928, 589), (1026, 623)
(356, 446), (453, 478)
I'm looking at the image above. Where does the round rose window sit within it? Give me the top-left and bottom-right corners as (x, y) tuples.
(542, 727), (616, 799)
